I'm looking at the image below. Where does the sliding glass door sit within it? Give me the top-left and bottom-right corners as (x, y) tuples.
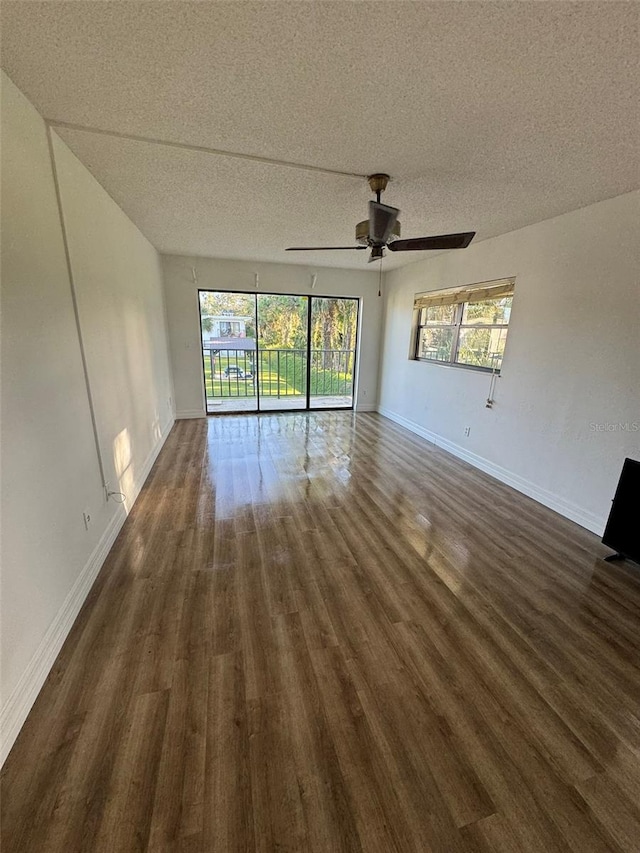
(199, 290), (358, 414)
(309, 296), (358, 410)
(257, 295), (308, 411)
(199, 291), (258, 414)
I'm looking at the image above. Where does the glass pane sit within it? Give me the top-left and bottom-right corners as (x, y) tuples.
(417, 327), (455, 362)
(199, 291), (258, 413)
(257, 294), (308, 411)
(462, 297), (512, 325)
(310, 297), (358, 409)
(423, 304), (456, 324)
(456, 327), (508, 369)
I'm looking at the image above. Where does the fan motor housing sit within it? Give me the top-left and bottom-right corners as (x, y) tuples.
(356, 219), (401, 246)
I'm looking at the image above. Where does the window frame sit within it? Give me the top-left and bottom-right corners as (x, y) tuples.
(412, 281), (514, 373)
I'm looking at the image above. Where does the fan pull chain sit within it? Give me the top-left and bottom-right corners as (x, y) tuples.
(378, 256), (383, 297)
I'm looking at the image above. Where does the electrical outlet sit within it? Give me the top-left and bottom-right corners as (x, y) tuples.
(83, 510), (92, 530)
(464, 426), (471, 437)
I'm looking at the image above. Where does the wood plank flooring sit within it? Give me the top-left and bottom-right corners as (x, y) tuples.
(2, 412), (640, 852)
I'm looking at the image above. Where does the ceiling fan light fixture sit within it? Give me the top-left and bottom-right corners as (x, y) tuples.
(387, 221), (401, 243)
(355, 219), (401, 245)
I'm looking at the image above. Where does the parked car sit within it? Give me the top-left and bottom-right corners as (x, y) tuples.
(223, 365), (253, 379)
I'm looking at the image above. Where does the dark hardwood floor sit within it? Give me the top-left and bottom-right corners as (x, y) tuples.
(2, 412), (640, 852)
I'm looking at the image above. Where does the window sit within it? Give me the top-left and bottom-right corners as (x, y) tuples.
(413, 278), (514, 372)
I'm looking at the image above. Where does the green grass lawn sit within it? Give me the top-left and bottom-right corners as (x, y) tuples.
(203, 361), (301, 399)
(203, 352), (352, 399)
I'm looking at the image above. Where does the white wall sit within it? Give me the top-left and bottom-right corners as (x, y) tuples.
(51, 135), (174, 506)
(161, 254), (382, 417)
(378, 191), (640, 534)
(0, 73), (174, 764)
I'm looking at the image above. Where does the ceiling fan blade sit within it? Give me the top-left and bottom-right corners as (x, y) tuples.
(285, 246), (367, 251)
(387, 232), (476, 252)
(369, 201), (399, 245)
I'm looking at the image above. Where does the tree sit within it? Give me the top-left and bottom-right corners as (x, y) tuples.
(198, 291), (357, 364)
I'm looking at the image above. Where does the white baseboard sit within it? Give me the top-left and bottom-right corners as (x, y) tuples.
(0, 508), (123, 766)
(355, 402), (378, 412)
(376, 407), (439, 444)
(0, 417), (175, 767)
(377, 406), (605, 535)
(176, 408), (206, 419)
(135, 417), (174, 495)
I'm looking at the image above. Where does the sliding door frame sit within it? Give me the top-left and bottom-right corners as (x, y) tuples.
(305, 293), (313, 410)
(256, 291), (309, 414)
(198, 288), (359, 415)
(308, 294), (360, 412)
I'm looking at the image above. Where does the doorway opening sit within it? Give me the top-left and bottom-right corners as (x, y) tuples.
(198, 290), (359, 414)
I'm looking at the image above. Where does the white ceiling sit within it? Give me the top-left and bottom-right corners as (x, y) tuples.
(2, 1), (638, 270)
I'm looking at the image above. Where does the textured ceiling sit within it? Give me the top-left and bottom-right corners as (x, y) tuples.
(2, 1), (638, 270)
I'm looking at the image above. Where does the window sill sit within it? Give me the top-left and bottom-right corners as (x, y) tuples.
(411, 357), (501, 375)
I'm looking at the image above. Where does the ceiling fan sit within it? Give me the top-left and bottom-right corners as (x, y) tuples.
(286, 174), (475, 263)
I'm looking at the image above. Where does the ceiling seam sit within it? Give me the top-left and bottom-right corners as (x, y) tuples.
(44, 119), (368, 180)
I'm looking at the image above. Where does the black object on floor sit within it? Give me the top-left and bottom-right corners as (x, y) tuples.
(602, 457), (640, 566)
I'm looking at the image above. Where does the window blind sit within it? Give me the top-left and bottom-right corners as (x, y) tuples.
(414, 278), (515, 310)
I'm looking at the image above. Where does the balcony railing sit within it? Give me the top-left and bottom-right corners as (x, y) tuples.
(203, 347), (355, 400)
